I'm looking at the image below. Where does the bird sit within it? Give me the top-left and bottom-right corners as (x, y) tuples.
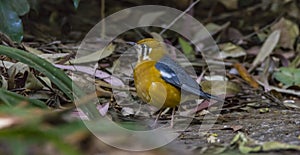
(132, 38), (224, 127)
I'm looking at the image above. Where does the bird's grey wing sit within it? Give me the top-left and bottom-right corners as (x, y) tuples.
(155, 56), (212, 98)
(155, 56), (225, 101)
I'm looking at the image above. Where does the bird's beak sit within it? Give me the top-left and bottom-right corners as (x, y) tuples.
(126, 41), (141, 52)
(126, 41), (137, 46)
(125, 41), (139, 55)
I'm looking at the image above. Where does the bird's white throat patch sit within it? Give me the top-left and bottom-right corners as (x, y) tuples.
(136, 44), (152, 61)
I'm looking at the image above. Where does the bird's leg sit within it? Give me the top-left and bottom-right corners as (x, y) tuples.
(170, 107), (176, 128)
(151, 109), (163, 128)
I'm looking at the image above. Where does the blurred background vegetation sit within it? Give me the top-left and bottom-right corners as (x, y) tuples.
(0, 0), (300, 155)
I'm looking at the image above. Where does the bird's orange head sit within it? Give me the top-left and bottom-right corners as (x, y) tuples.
(135, 38), (167, 63)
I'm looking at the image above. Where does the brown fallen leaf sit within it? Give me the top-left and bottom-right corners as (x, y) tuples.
(271, 17), (299, 49)
(231, 125), (243, 132)
(234, 63), (259, 89)
(249, 30), (280, 72)
(200, 80), (241, 97)
(96, 86), (112, 97)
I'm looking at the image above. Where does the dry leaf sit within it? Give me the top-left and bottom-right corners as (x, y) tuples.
(219, 0), (238, 10)
(138, 11), (165, 26)
(234, 63), (259, 89)
(249, 30), (280, 72)
(271, 17), (299, 49)
(68, 44), (115, 64)
(97, 103), (109, 116)
(200, 80), (241, 96)
(222, 125), (243, 132)
(23, 44), (43, 55)
(218, 42), (246, 59)
(0, 75), (8, 89)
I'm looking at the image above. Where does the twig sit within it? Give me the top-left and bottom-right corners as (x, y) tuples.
(257, 80), (300, 96)
(203, 2), (264, 23)
(207, 0), (218, 21)
(160, 0), (201, 35)
(242, 14), (283, 40)
(101, 0), (106, 38)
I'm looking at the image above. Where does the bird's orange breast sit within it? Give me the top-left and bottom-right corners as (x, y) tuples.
(134, 61), (181, 108)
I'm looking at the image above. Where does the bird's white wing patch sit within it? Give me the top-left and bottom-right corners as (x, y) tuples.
(160, 70), (173, 78)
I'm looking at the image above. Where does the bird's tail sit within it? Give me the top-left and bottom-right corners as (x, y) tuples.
(181, 84), (226, 103)
(203, 92), (226, 103)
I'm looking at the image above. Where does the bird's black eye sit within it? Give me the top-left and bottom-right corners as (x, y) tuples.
(146, 45), (152, 56)
(141, 44), (146, 57)
(141, 44), (152, 56)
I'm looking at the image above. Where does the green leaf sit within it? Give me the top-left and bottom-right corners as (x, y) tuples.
(0, 125), (83, 155)
(0, 0), (24, 42)
(239, 145), (261, 154)
(0, 45), (75, 99)
(0, 88), (47, 108)
(8, 140), (26, 155)
(73, 0), (80, 9)
(27, 0), (39, 12)
(10, 0), (30, 16)
(178, 37), (195, 60)
(274, 67), (300, 87)
(0, 45), (100, 118)
(262, 141), (300, 151)
(289, 54), (300, 68)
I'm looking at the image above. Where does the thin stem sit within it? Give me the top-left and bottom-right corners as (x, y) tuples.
(160, 0), (201, 35)
(101, 0), (106, 38)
